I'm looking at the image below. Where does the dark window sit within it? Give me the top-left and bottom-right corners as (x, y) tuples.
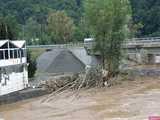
(21, 49), (24, 57)
(0, 68), (2, 83)
(10, 50), (14, 59)
(5, 50), (9, 59)
(0, 51), (4, 60)
(14, 50), (18, 58)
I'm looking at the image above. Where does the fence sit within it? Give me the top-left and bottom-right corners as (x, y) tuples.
(27, 43), (84, 49)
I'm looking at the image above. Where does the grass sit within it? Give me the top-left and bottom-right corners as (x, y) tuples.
(28, 48), (46, 60)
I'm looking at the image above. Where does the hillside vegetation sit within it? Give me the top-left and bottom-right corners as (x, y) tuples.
(0, 0), (160, 44)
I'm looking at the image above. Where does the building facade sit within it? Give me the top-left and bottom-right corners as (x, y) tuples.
(0, 40), (28, 96)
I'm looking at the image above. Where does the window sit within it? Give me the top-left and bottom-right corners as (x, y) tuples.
(5, 50), (9, 59)
(10, 50), (14, 59)
(0, 68), (2, 83)
(14, 50), (18, 58)
(21, 49), (24, 57)
(0, 50), (4, 60)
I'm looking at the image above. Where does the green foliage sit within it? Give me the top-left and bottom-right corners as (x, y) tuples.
(0, 0), (85, 44)
(0, 0), (159, 43)
(84, 0), (132, 76)
(27, 50), (37, 78)
(0, 15), (20, 40)
(48, 11), (75, 44)
(23, 17), (50, 45)
(0, 0), (83, 25)
(130, 0), (160, 37)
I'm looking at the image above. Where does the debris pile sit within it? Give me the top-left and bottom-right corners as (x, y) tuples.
(41, 68), (104, 92)
(41, 67), (104, 102)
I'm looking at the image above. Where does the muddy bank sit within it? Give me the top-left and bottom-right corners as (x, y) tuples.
(1, 77), (160, 120)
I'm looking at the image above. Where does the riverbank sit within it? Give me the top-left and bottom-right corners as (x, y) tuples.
(1, 76), (160, 120)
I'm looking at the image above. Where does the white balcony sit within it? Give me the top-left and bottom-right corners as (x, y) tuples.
(0, 40), (27, 67)
(0, 57), (27, 67)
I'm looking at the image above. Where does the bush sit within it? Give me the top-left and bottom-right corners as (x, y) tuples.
(27, 50), (37, 78)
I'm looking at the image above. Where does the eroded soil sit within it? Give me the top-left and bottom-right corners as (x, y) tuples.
(1, 77), (160, 120)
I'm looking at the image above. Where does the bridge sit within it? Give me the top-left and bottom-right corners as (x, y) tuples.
(125, 37), (160, 54)
(27, 37), (160, 64)
(27, 37), (160, 54)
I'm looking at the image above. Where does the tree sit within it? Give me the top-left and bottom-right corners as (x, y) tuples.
(24, 18), (41, 45)
(130, 0), (160, 37)
(0, 15), (20, 40)
(84, 0), (132, 79)
(0, 19), (7, 40)
(27, 50), (37, 78)
(0, 0), (86, 43)
(47, 11), (75, 44)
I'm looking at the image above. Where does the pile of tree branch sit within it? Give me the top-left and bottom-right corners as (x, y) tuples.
(41, 67), (104, 102)
(41, 68), (104, 92)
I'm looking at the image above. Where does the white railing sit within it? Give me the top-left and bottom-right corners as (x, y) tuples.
(0, 57), (27, 67)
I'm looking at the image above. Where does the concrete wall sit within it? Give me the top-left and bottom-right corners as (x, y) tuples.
(155, 56), (160, 63)
(128, 53), (160, 64)
(69, 48), (100, 67)
(0, 66), (28, 96)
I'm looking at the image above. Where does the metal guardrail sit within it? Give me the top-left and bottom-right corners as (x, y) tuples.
(131, 37), (160, 41)
(128, 37), (160, 44)
(27, 43), (84, 49)
(27, 37), (160, 49)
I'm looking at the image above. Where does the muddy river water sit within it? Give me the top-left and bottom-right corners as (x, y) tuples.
(0, 77), (160, 120)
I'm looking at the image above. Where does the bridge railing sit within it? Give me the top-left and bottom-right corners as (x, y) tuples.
(125, 37), (160, 46)
(27, 43), (84, 49)
(131, 37), (160, 41)
(27, 37), (160, 49)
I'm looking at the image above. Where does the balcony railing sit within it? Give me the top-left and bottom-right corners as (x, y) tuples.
(0, 57), (27, 67)
(0, 48), (27, 67)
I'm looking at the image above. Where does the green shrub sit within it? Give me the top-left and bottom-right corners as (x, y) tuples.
(27, 50), (37, 78)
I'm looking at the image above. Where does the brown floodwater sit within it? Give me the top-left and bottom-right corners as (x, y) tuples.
(1, 77), (160, 120)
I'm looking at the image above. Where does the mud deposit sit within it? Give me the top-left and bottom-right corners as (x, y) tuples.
(1, 77), (160, 120)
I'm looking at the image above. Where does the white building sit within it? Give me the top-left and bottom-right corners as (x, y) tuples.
(0, 40), (28, 96)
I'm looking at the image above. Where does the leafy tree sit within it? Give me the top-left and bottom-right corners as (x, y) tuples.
(0, 0), (83, 25)
(130, 0), (160, 37)
(0, 20), (6, 40)
(74, 17), (92, 42)
(0, 0), (86, 43)
(48, 11), (75, 44)
(0, 15), (20, 40)
(23, 16), (51, 45)
(84, 0), (132, 78)
(27, 50), (37, 78)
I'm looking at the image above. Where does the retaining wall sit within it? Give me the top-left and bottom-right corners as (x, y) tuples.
(0, 88), (48, 105)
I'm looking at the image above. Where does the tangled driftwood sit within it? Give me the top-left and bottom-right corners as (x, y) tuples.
(41, 67), (105, 102)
